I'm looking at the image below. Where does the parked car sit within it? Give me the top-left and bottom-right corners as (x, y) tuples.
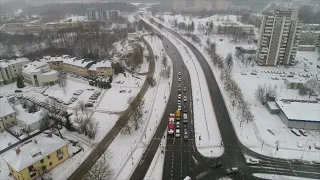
(183, 87), (187, 92)
(226, 167), (239, 175)
(246, 159), (259, 165)
(178, 78), (181, 82)
(290, 159), (303, 164)
(176, 121), (180, 129)
(291, 128), (301, 136)
(183, 113), (188, 123)
(183, 128), (188, 139)
(178, 105), (181, 110)
(298, 129), (307, 136)
(85, 103), (93, 107)
(178, 72), (181, 76)
(15, 90), (22, 93)
(211, 162), (223, 169)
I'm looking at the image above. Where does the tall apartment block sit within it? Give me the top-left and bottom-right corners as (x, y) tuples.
(256, 9), (302, 66)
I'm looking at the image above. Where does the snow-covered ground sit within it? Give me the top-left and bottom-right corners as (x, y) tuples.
(154, 13), (320, 161)
(144, 132), (167, 180)
(253, 173), (319, 180)
(94, 35), (172, 180)
(0, 131), (19, 151)
(142, 16), (224, 157)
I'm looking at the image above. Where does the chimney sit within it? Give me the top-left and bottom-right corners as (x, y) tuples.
(15, 148), (21, 155)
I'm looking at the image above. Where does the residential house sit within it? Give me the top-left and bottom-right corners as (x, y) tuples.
(0, 96), (17, 130)
(3, 133), (69, 180)
(89, 61), (113, 77)
(22, 61), (58, 87)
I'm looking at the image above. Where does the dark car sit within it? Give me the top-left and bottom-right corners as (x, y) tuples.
(211, 162), (222, 169)
(15, 90), (22, 93)
(85, 103), (93, 107)
(291, 159), (303, 164)
(226, 167), (239, 175)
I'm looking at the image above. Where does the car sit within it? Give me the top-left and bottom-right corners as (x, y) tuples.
(85, 103), (93, 107)
(312, 160), (320, 164)
(226, 167), (239, 175)
(178, 72), (181, 76)
(183, 87), (187, 92)
(291, 159), (303, 164)
(15, 90), (22, 93)
(178, 87), (181, 92)
(176, 121), (180, 129)
(317, 65), (320, 69)
(246, 158), (259, 165)
(175, 129), (180, 138)
(183, 96), (187, 102)
(291, 128), (301, 136)
(49, 96), (54, 99)
(43, 93), (48, 96)
(183, 113), (188, 123)
(169, 113), (175, 118)
(177, 100), (181, 105)
(178, 105), (181, 110)
(211, 162), (223, 169)
(183, 108), (187, 113)
(178, 94), (182, 100)
(298, 129), (307, 136)
(178, 78), (181, 82)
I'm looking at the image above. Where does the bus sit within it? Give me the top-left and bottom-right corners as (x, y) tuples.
(168, 122), (175, 135)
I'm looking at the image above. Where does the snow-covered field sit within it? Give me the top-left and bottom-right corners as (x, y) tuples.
(143, 16), (224, 157)
(95, 35), (172, 180)
(0, 131), (19, 151)
(253, 173), (319, 180)
(154, 13), (320, 161)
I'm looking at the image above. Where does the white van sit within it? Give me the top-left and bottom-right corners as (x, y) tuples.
(184, 176), (191, 180)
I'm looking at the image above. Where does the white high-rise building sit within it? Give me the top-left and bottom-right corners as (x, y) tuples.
(256, 9), (302, 66)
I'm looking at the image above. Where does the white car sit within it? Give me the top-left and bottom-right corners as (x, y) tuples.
(178, 105), (181, 110)
(177, 100), (181, 105)
(178, 78), (181, 82)
(183, 96), (187, 102)
(178, 94), (182, 100)
(246, 158), (259, 165)
(291, 128), (301, 136)
(178, 72), (181, 76)
(175, 129), (180, 138)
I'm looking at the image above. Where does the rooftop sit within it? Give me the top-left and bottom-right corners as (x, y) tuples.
(2, 133), (67, 172)
(22, 61), (48, 74)
(0, 97), (15, 117)
(14, 104), (42, 125)
(49, 56), (94, 68)
(276, 100), (320, 122)
(0, 58), (30, 68)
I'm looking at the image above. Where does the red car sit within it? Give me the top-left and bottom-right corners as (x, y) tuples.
(299, 129), (307, 136)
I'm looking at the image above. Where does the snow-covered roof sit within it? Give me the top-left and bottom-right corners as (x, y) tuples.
(285, 78), (305, 84)
(63, 58), (93, 68)
(0, 58), (30, 68)
(14, 104), (42, 125)
(276, 101), (320, 122)
(3, 133), (67, 172)
(22, 61), (48, 74)
(0, 97), (15, 117)
(96, 61), (112, 68)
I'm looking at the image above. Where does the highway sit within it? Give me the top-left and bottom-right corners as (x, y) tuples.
(129, 16), (320, 180)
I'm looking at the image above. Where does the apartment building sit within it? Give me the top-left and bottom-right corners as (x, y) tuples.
(3, 133), (69, 180)
(22, 61), (58, 87)
(256, 9), (302, 66)
(195, 0), (213, 11)
(86, 8), (120, 21)
(0, 97), (17, 130)
(48, 56), (113, 77)
(0, 58), (30, 86)
(299, 24), (320, 47)
(172, 0), (186, 11)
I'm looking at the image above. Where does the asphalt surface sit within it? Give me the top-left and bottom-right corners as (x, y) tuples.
(67, 36), (155, 180)
(130, 16), (320, 180)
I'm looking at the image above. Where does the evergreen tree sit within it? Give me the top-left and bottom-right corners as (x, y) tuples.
(109, 75), (113, 83)
(16, 75), (25, 88)
(64, 114), (74, 131)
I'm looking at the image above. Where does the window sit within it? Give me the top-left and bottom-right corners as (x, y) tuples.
(28, 165), (34, 172)
(5, 116), (7, 119)
(58, 156), (63, 161)
(30, 172), (36, 178)
(47, 155), (51, 159)
(42, 166), (46, 171)
(10, 115), (12, 117)
(40, 159), (44, 164)
(49, 162), (53, 166)
(57, 149), (63, 157)
(11, 121), (14, 124)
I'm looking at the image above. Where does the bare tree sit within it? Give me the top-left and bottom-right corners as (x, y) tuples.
(147, 77), (156, 87)
(78, 100), (86, 113)
(57, 71), (67, 94)
(255, 84), (266, 104)
(87, 120), (99, 139)
(164, 65), (171, 79)
(83, 152), (114, 180)
(225, 53), (233, 71)
(131, 99), (145, 131)
(161, 55), (168, 68)
(304, 78), (320, 97)
(121, 121), (132, 135)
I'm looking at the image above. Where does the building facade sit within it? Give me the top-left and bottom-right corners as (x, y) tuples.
(3, 133), (69, 180)
(256, 9), (302, 66)
(172, 0), (186, 11)
(0, 97), (17, 130)
(300, 24), (320, 46)
(0, 58), (30, 86)
(22, 61), (58, 87)
(86, 9), (120, 21)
